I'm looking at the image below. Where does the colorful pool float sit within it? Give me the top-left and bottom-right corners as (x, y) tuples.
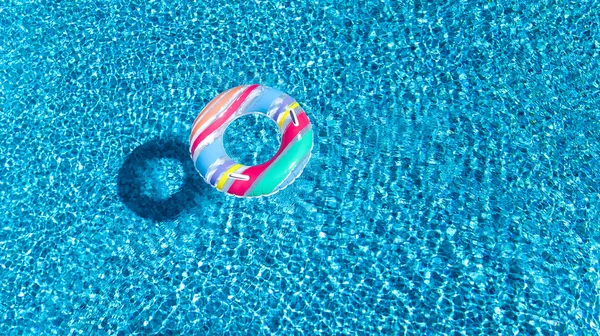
(189, 84), (313, 197)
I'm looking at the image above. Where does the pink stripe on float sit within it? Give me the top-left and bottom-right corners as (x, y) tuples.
(190, 88), (231, 136)
(189, 86), (245, 145)
(226, 111), (310, 196)
(190, 84), (260, 155)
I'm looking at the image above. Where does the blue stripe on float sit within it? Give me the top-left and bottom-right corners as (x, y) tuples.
(245, 86), (284, 114)
(194, 137), (226, 176)
(209, 159), (235, 186)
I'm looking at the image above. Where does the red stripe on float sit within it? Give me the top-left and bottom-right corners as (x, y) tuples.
(227, 111), (310, 196)
(191, 84), (260, 155)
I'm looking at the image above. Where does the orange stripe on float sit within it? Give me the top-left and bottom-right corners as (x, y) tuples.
(190, 86), (245, 141)
(190, 89), (230, 132)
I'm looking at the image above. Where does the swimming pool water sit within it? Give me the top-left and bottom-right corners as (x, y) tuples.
(1, 0), (599, 334)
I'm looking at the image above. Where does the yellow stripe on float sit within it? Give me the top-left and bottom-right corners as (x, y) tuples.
(277, 110), (291, 128)
(277, 102), (300, 128)
(216, 164), (243, 190)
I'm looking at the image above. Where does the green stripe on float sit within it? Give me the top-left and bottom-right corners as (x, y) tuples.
(249, 128), (313, 196)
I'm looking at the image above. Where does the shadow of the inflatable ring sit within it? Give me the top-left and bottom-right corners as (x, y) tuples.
(117, 137), (208, 222)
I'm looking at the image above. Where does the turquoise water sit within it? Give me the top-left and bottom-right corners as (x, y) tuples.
(1, 0), (599, 334)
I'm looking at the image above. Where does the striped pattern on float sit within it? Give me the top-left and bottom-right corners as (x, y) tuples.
(189, 84), (313, 197)
(190, 84), (261, 161)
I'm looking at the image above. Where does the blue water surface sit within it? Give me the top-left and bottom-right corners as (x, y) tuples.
(1, 0), (599, 334)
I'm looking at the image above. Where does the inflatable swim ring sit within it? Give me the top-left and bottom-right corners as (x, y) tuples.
(189, 84), (313, 197)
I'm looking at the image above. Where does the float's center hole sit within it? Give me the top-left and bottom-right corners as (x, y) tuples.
(223, 114), (280, 166)
(140, 158), (185, 200)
